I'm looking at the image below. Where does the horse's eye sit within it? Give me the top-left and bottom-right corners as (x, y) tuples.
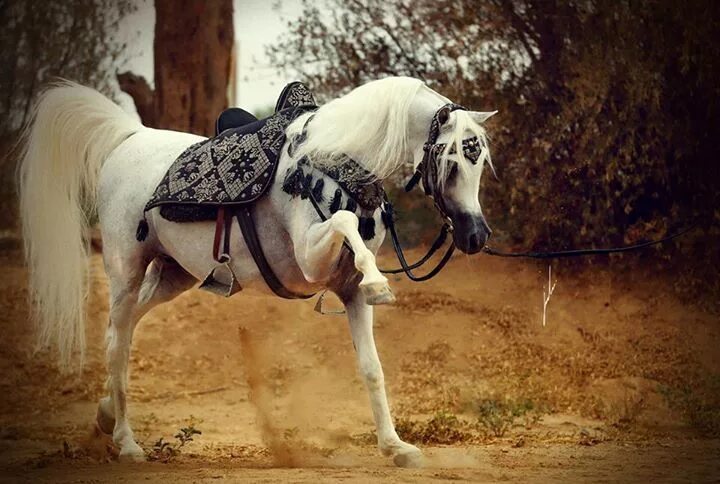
(437, 107), (450, 125)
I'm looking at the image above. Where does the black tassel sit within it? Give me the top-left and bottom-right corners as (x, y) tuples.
(330, 189), (342, 213)
(381, 200), (396, 228)
(312, 178), (324, 202)
(136, 219), (149, 242)
(345, 198), (357, 213)
(300, 173), (313, 199)
(358, 216), (376, 240)
(282, 167), (304, 197)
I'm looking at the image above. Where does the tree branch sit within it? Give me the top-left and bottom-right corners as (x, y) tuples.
(117, 71), (155, 127)
(491, 0), (539, 67)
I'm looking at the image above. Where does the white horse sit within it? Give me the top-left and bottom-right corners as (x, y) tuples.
(19, 76), (495, 467)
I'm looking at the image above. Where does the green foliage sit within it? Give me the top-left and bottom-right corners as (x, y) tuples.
(147, 424), (202, 463)
(0, 0), (136, 136)
(470, 397), (545, 437)
(0, 0), (136, 228)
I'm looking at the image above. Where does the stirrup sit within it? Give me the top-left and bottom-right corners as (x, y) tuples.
(199, 254), (241, 297)
(313, 291), (345, 315)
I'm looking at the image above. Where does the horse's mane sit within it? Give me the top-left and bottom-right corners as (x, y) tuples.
(289, 76), (423, 179)
(289, 76), (493, 184)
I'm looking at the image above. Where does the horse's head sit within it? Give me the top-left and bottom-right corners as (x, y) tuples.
(408, 97), (497, 254)
(289, 77), (496, 254)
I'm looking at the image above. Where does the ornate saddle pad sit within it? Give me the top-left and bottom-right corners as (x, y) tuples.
(145, 82), (317, 223)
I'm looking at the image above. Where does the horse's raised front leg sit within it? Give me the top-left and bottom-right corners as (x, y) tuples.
(299, 210), (395, 305)
(345, 291), (423, 468)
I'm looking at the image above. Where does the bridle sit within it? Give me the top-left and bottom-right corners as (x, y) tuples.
(404, 103), (469, 223)
(380, 103), (475, 281)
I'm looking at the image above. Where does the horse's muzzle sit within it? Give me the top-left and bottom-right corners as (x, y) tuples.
(451, 211), (492, 254)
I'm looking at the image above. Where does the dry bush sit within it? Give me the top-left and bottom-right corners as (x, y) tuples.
(395, 412), (475, 445)
(269, 0), (720, 308)
(468, 397), (546, 438)
(659, 375), (720, 437)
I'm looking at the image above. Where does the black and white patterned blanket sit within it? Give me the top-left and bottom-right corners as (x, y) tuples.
(144, 106), (313, 221)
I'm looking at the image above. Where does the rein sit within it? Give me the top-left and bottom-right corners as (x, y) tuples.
(296, 103), (466, 282)
(378, 197), (455, 281)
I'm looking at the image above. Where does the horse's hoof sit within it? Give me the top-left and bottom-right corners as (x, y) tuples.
(393, 448), (423, 468)
(360, 282), (396, 306)
(96, 397), (115, 435)
(117, 443), (146, 463)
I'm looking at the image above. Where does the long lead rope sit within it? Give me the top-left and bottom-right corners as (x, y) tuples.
(481, 222), (698, 259)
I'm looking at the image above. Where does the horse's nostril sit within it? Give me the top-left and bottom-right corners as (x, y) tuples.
(469, 232), (481, 248)
(481, 219), (492, 238)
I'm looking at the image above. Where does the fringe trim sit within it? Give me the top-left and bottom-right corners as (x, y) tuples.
(358, 216), (376, 240)
(282, 166), (305, 197)
(345, 198), (357, 213)
(330, 189), (342, 213)
(300, 173), (313, 199)
(136, 219), (149, 242)
(312, 178), (324, 202)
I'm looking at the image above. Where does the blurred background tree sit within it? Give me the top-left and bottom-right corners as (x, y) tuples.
(0, 0), (136, 229)
(118, 0), (234, 136)
(1, 0), (234, 231)
(269, 0), (720, 304)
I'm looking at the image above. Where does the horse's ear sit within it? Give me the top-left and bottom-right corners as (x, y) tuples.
(470, 110), (498, 124)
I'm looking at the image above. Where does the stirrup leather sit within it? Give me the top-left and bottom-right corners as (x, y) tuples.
(198, 207), (242, 297)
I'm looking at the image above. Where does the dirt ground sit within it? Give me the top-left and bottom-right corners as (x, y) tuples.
(0, 245), (718, 482)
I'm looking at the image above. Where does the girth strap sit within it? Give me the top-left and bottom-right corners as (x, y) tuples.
(236, 206), (315, 300)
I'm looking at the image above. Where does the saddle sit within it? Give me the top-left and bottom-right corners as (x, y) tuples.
(145, 82), (317, 223)
(141, 82), (317, 297)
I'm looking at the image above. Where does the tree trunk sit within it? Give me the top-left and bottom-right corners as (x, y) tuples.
(120, 0), (233, 137)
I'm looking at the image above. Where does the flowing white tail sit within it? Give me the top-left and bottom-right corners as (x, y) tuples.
(18, 81), (141, 369)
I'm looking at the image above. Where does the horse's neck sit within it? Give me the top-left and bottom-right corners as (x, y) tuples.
(410, 89), (450, 159)
(346, 100), (442, 178)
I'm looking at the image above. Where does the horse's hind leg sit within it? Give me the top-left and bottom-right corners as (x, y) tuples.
(97, 254), (196, 461)
(100, 263), (146, 461)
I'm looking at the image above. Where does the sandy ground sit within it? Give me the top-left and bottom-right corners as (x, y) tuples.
(0, 246), (718, 482)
